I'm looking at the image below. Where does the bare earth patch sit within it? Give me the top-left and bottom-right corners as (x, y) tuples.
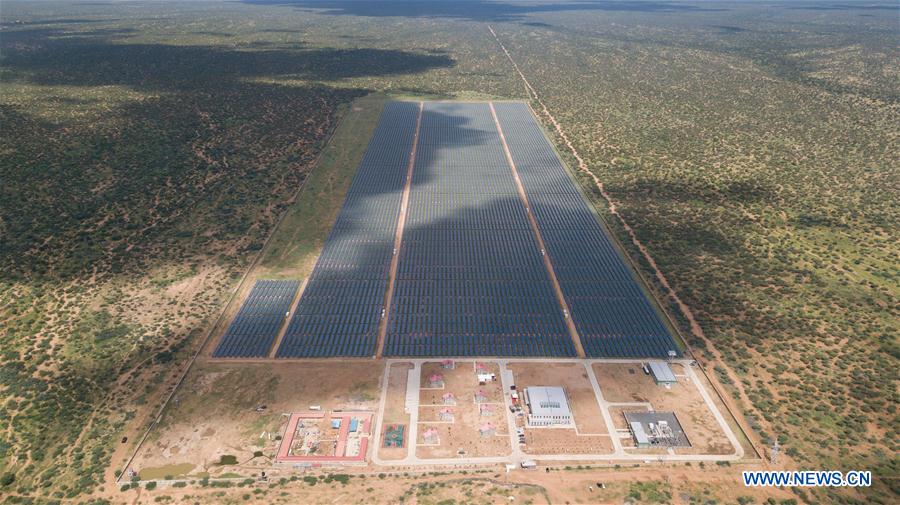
(416, 361), (511, 459)
(132, 361), (382, 478)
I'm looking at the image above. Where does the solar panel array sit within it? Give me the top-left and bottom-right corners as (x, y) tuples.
(384, 102), (576, 357)
(274, 102), (419, 357)
(493, 102), (680, 358)
(212, 280), (300, 357)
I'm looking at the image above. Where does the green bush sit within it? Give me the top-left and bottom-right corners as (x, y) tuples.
(218, 454), (238, 465)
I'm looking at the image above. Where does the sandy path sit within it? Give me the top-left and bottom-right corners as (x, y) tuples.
(487, 25), (768, 460)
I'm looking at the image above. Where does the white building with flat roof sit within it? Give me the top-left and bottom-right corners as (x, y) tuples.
(648, 362), (677, 385)
(524, 386), (572, 427)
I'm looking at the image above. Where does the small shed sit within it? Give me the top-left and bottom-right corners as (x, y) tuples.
(423, 428), (440, 445)
(479, 423), (496, 437)
(442, 392), (456, 405)
(428, 374), (445, 388)
(648, 362), (677, 385)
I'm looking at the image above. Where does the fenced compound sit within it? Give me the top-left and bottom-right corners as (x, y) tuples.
(211, 279), (300, 357)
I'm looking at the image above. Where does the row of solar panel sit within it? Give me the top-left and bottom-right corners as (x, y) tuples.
(492, 102), (680, 358)
(274, 101), (421, 357)
(212, 279), (300, 357)
(391, 296), (562, 314)
(418, 127), (501, 146)
(405, 199), (531, 229)
(414, 147), (509, 168)
(391, 279), (566, 297)
(397, 245), (547, 268)
(410, 178), (518, 195)
(383, 341), (574, 357)
(394, 267), (554, 281)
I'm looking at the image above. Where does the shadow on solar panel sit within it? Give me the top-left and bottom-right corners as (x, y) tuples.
(212, 279), (300, 358)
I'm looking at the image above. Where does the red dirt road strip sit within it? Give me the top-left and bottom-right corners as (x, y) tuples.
(488, 26), (766, 460)
(276, 412), (372, 463)
(489, 102), (586, 358)
(376, 101), (424, 358)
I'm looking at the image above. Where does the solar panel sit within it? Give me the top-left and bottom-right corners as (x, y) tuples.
(275, 101), (420, 357)
(492, 102), (680, 358)
(212, 279), (300, 357)
(384, 102), (576, 357)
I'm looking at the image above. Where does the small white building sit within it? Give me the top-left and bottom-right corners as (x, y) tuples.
(524, 386), (572, 427)
(439, 408), (454, 422)
(428, 374), (444, 388)
(477, 372), (496, 383)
